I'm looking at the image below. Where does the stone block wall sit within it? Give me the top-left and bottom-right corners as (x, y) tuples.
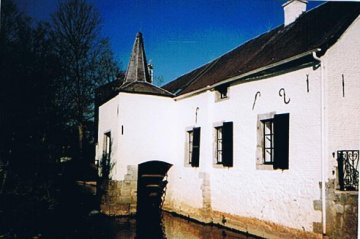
(199, 172), (212, 222)
(99, 165), (138, 216)
(164, 176), (358, 239)
(325, 179), (358, 239)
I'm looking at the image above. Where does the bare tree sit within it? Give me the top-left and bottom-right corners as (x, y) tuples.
(51, 0), (120, 161)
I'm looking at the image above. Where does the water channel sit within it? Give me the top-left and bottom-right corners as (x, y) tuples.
(98, 212), (260, 239)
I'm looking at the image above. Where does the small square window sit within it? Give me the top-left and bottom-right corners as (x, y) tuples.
(215, 85), (229, 101)
(219, 88), (228, 99)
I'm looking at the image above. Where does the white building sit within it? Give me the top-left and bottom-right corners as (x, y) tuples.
(95, 1), (360, 238)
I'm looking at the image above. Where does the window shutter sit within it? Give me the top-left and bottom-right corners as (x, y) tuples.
(273, 113), (289, 170)
(191, 127), (201, 167)
(222, 122), (233, 167)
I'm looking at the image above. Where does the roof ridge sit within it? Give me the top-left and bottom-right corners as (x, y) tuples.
(176, 58), (221, 95)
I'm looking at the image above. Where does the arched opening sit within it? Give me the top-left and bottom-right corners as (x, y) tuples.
(137, 161), (172, 218)
(136, 161), (172, 238)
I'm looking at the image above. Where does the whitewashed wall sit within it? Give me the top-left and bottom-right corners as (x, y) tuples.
(323, 16), (360, 179)
(211, 67), (322, 230)
(96, 96), (120, 179)
(96, 93), (176, 181)
(164, 65), (323, 232)
(166, 93), (212, 211)
(114, 93), (176, 179)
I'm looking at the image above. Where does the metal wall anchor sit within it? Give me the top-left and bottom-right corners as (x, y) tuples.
(195, 107), (199, 124)
(279, 88), (290, 104)
(252, 91), (261, 110)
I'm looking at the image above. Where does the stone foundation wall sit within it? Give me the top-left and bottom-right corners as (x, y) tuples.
(99, 165), (357, 238)
(211, 210), (322, 239)
(163, 171), (323, 239)
(165, 183), (358, 239)
(99, 165), (138, 216)
(325, 179), (358, 239)
(199, 172), (212, 222)
(162, 205), (322, 239)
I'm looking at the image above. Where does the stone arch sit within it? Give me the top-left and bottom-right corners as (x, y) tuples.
(137, 160), (172, 217)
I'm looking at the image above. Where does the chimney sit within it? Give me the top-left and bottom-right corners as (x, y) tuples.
(147, 63), (153, 83)
(282, 0), (307, 26)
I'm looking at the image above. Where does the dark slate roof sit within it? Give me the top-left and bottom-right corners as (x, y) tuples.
(120, 81), (173, 96)
(96, 80), (173, 107)
(124, 32), (152, 83)
(163, 2), (360, 96)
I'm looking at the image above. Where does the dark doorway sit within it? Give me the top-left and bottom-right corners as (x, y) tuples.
(137, 160), (172, 217)
(136, 161), (172, 238)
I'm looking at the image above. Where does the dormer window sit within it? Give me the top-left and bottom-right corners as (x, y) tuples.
(215, 84), (229, 101)
(219, 87), (228, 99)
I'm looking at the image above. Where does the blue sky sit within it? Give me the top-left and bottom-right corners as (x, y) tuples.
(16, 0), (323, 85)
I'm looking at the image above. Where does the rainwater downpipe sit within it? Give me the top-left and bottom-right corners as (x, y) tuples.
(313, 50), (326, 237)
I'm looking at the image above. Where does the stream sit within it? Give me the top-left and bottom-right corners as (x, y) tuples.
(102, 212), (260, 239)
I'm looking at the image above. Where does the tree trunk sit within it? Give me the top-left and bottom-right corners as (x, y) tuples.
(0, 167), (8, 194)
(78, 122), (84, 162)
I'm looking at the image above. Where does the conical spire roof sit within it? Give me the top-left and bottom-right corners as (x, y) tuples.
(124, 32), (151, 83)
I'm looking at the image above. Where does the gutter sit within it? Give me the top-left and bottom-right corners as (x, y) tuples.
(312, 51), (327, 237)
(174, 49), (321, 101)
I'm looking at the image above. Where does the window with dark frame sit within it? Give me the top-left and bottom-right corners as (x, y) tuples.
(102, 132), (111, 178)
(261, 119), (274, 164)
(215, 126), (223, 164)
(103, 132), (111, 160)
(258, 113), (289, 170)
(188, 130), (194, 165)
(187, 127), (200, 167)
(215, 122), (233, 167)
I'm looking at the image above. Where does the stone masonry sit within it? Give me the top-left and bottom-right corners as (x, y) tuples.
(99, 165), (138, 216)
(325, 179), (358, 239)
(199, 172), (212, 222)
(312, 179), (358, 238)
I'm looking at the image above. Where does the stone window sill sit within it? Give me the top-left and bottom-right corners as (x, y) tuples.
(256, 163), (274, 170)
(334, 190), (358, 195)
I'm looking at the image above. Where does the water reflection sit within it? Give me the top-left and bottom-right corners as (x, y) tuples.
(110, 212), (259, 239)
(136, 212), (165, 239)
